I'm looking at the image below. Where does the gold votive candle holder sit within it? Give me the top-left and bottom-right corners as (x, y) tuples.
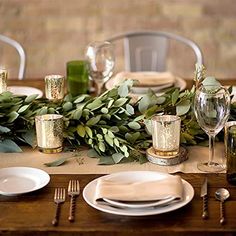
(45, 74), (65, 101)
(0, 68), (8, 93)
(35, 114), (64, 154)
(151, 115), (181, 156)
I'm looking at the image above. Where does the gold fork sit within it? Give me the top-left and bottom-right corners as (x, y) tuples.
(68, 180), (80, 222)
(52, 188), (66, 226)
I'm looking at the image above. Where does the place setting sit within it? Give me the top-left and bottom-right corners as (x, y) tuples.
(83, 171), (194, 216)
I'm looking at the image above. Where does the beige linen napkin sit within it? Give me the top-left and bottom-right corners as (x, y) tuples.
(114, 71), (176, 87)
(95, 175), (183, 202)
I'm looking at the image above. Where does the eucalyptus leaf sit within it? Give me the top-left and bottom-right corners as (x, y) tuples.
(0, 125), (10, 133)
(87, 149), (101, 158)
(7, 111), (19, 123)
(74, 94), (90, 103)
(105, 133), (113, 146)
(112, 153), (125, 163)
(77, 125), (86, 137)
(176, 100), (191, 116)
(86, 115), (101, 126)
(86, 98), (103, 110)
(171, 89), (179, 105)
(0, 139), (22, 153)
(118, 83), (129, 97)
(113, 98), (128, 107)
(18, 104), (30, 113)
(44, 157), (69, 167)
(21, 129), (36, 147)
(126, 104), (134, 115)
(73, 109), (82, 120)
(25, 94), (38, 103)
(128, 121), (141, 130)
(98, 156), (115, 165)
(63, 102), (73, 111)
(98, 141), (105, 152)
(85, 126), (93, 138)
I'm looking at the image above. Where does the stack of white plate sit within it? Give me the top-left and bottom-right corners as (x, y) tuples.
(83, 171), (194, 216)
(105, 71), (187, 97)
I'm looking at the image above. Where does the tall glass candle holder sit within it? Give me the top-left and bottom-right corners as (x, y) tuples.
(225, 121), (236, 185)
(45, 75), (65, 101)
(0, 68), (7, 93)
(151, 115), (181, 156)
(35, 114), (64, 154)
(67, 60), (89, 96)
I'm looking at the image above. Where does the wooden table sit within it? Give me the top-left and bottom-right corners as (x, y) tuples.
(1, 79), (236, 235)
(0, 173), (236, 236)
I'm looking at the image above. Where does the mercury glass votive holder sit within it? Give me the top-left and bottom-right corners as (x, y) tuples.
(0, 68), (8, 93)
(45, 75), (65, 101)
(35, 114), (64, 154)
(151, 115), (181, 156)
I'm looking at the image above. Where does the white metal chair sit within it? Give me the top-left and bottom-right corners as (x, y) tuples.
(0, 34), (26, 80)
(106, 31), (203, 72)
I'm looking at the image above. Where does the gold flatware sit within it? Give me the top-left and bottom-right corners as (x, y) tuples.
(215, 188), (230, 225)
(52, 188), (66, 226)
(200, 177), (208, 219)
(68, 180), (80, 222)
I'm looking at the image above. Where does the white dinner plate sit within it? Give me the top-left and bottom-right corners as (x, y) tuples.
(83, 171), (194, 216)
(0, 167), (50, 196)
(8, 86), (43, 98)
(102, 196), (176, 209)
(105, 76), (186, 96)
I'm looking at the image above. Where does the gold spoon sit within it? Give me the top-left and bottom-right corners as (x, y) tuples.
(215, 188), (230, 225)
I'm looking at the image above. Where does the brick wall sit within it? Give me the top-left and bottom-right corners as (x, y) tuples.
(0, 0), (236, 80)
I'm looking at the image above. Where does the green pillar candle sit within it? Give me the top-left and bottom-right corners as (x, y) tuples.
(66, 60), (89, 96)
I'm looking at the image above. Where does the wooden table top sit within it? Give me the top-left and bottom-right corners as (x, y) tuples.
(1, 78), (236, 235)
(0, 173), (236, 236)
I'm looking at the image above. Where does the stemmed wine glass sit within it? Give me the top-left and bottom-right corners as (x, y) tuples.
(85, 41), (115, 96)
(194, 84), (231, 172)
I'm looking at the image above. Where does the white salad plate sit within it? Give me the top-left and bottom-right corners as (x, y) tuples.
(83, 171), (194, 216)
(0, 167), (50, 196)
(8, 86), (43, 98)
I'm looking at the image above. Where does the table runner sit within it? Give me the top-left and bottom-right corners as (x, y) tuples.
(0, 143), (225, 174)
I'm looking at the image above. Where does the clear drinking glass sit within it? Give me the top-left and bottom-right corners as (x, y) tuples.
(85, 41), (115, 96)
(194, 84), (231, 172)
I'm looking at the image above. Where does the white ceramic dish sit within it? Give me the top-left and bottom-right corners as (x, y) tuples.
(105, 76), (186, 96)
(102, 196), (176, 209)
(83, 171), (194, 216)
(0, 167), (50, 196)
(8, 86), (43, 98)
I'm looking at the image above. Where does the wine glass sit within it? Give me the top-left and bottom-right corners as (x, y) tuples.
(194, 84), (231, 172)
(85, 41), (115, 96)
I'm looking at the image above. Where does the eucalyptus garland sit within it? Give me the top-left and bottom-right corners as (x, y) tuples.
(0, 65), (232, 164)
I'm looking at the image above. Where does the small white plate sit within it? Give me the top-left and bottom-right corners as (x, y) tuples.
(83, 171), (194, 216)
(8, 86), (43, 98)
(102, 196), (176, 209)
(0, 167), (50, 196)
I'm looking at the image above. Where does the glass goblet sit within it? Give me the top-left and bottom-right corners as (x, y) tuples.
(194, 84), (231, 172)
(85, 41), (115, 96)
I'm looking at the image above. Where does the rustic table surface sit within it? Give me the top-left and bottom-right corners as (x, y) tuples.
(0, 173), (236, 236)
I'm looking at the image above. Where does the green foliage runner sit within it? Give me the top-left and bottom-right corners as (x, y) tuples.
(0, 65), (233, 164)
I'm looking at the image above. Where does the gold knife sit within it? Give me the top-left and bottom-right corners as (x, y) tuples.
(201, 177), (208, 219)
